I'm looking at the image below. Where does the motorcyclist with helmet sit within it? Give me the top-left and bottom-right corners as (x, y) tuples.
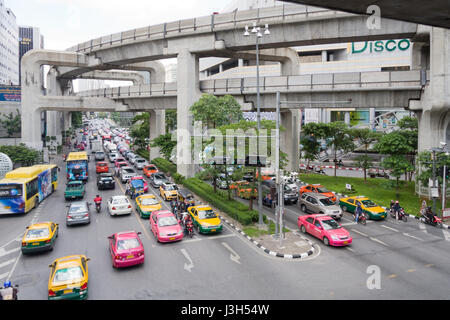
(184, 214), (194, 236)
(0, 281), (18, 300)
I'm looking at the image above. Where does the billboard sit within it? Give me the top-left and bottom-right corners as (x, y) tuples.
(0, 86), (21, 102)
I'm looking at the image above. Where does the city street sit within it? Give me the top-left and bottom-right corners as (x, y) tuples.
(1, 143), (450, 300)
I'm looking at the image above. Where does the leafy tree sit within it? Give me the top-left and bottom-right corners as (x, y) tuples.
(166, 110), (177, 133)
(324, 122), (355, 177)
(397, 116), (418, 181)
(0, 109), (21, 137)
(150, 133), (177, 161)
(416, 151), (450, 187)
(71, 112), (83, 128)
(300, 122), (328, 168)
(190, 94), (244, 129)
(351, 128), (381, 181)
(130, 113), (150, 151)
(0, 144), (40, 167)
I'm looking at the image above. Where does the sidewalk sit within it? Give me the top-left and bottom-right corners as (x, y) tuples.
(193, 194), (317, 259)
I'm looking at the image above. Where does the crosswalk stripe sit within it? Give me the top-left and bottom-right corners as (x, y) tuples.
(0, 258), (15, 269)
(0, 247), (20, 258)
(381, 225), (399, 232)
(442, 229), (450, 241)
(0, 272), (8, 281)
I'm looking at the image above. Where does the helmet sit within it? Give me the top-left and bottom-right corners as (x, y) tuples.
(395, 200), (399, 203)
(3, 281), (11, 288)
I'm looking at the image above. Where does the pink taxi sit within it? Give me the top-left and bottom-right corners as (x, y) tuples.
(150, 210), (184, 243)
(108, 231), (145, 268)
(298, 214), (352, 247)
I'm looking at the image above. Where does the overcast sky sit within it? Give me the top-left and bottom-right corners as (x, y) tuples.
(6, 0), (226, 52)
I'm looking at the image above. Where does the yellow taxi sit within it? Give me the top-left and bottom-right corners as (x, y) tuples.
(159, 183), (179, 201)
(48, 255), (90, 300)
(135, 194), (162, 219)
(21, 222), (58, 254)
(339, 196), (387, 220)
(188, 205), (223, 234)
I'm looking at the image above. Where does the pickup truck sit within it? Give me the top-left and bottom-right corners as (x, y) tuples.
(64, 181), (85, 200)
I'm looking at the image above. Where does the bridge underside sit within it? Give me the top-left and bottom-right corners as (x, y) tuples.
(283, 0), (450, 29)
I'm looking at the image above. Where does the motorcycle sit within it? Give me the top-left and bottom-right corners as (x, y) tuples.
(185, 222), (194, 238)
(353, 212), (367, 225)
(422, 211), (443, 228)
(0, 284), (19, 300)
(94, 200), (102, 213)
(389, 208), (407, 222)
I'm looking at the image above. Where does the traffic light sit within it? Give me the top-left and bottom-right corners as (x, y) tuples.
(446, 167), (450, 180)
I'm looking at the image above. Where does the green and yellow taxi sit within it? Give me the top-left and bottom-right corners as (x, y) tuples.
(135, 194), (162, 219)
(339, 196), (387, 220)
(188, 205), (223, 234)
(21, 222), (58, 254)
(48, 255), (90, 300)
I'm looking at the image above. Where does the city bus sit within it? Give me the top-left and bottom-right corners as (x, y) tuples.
(66, 152), (89, 182)
(0, 164), (59, 215)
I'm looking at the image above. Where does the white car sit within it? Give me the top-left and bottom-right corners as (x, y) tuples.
(107, 195), (132, 216)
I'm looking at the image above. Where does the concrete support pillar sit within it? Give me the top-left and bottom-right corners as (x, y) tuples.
(321, 50), (328, 62)
(176, 49), (202, 178)
(281, 109), (300, 172)
(219, 64), (223, 73)
(149, 109), (166, 160)
(369, 108), (376, 130)
(238, 59), (244, 67)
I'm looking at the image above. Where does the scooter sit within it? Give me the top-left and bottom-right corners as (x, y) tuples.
(94, 200), (102, 213)
(185, 223), (194, 238)
(0, 284), (19, 300)
(389, 208), (407, 222)
(353, 212), (367, 225)
(422, 210), (443, 228)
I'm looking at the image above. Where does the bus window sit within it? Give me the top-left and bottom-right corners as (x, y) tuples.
(51, 167), (58, 182)
(0, 184), (23, 198)
(26, 178), (38, 201)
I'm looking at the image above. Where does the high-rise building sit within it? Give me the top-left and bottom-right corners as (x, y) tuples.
(0, 0), (19, 85)
(19, 26), (44, 84)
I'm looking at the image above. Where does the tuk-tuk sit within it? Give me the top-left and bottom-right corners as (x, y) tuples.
(178, 188), (195, 209)
(127, 179), (145, 199)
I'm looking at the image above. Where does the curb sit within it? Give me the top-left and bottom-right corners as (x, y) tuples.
(218, 215), (316, 260)
(300, 164), (363, 171)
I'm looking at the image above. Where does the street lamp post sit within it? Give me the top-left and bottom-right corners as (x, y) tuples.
(244, 23), (270, 227)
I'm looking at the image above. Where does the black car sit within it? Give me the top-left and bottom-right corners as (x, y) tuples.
(261, 180), (298, 206)
(97, 173), (115, 190)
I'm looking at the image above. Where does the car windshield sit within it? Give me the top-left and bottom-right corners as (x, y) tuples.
(124, 168), (135, 174)
(158, 216), (178, 227)
(69, 204), (87, 213)
(67, 183), (82, 189)
(165, 185), (178, 191)
(317, 187), (330, 193)
(96, 152), (104, 156)
(101, 177), (113, 181)
(154, 174), (166, 180)
(321, 219), (341, 230)
(319, 198), (335, 206)
(117, 238), (140, 251)
(112, 197), (128, 205)
(53, 266), (83, 283)
(141, 198), (159, 206)
(198, 209), (217, 219)
(136, 159), (145, 163)
(98, 163), (107, 167)
(361, 200), (378, 208)
(26, 228), (50, 239)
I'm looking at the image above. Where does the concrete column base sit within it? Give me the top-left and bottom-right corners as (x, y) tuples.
(281, 109), (300, 172)
(149, 110), (166, 160)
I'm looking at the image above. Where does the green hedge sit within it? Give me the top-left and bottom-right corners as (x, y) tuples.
(151, 157), (258, 225)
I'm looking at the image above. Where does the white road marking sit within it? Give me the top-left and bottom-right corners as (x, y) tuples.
(0, 272), (9, 281)
(369, 237), (390, 247)
(381, 225), (399, 232)
(0, 259), (15, 269)
(350, 229), (368, 237)
(180, 248), (194, 272)
(222, 242), (241, 264)
(419, 222), (428, 233)
(402, 233), (424, 241)
(442, 229), (450, 241)
(0, 247), (20, 258)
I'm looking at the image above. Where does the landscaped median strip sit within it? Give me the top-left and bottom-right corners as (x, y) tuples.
(218, 215), (316, 260)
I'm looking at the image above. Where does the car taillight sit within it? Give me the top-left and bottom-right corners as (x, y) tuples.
(112, 207), (116, 210)
(84, 214), (89, 217)
(81, 283), (87, 290)
(22, 242), (26, 247)
(128, 205), (132, 208)
(45, 239), (51, 243)
(48, 289), (56, 296)
(67, 215), (72, 219)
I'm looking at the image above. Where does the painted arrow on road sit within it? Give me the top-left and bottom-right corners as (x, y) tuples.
(222, 242), (241, 264)
(181, 249), (194, 272)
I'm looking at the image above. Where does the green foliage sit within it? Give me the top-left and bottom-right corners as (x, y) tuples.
(0, 144), (41, 166)
(71, 112), (83, 128)
(165, 110), (177, 132)
(150, 133), (177, 161)
(416, 151), (450, 186)
(190, 94), (244, 128)
(0, 109), (21, 137)
(130, 113), (150, 151)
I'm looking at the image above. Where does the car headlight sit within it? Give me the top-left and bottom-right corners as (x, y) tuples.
(159, 232), (167, 236)
(331, 235), (340, 241)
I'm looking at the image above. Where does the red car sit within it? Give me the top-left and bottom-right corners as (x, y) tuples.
(297, 214), (352, 247)
(96, 161), (109, 173)
(150, 210), (184, 243)
(299, 184), (337, 202)
(130, 176), (148, 192)
(114, 158), (126, 167)
(108, 231), (145, 268)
